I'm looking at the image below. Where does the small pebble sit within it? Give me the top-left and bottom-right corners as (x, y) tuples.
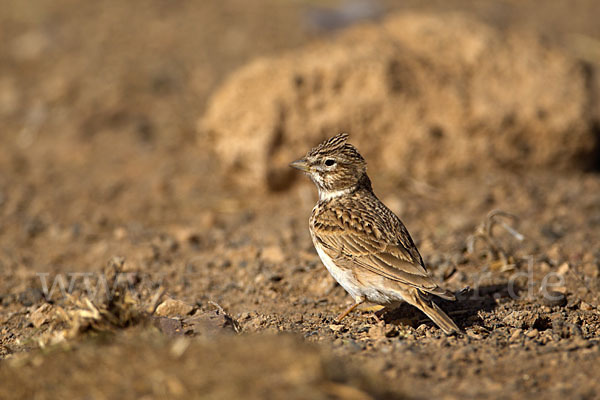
(543, 292), (567, 307)
(556, 262), (570, 276)
(292, 313), (304, 324)
(526, 329), (539, 338)
(509, 329), (523, 342)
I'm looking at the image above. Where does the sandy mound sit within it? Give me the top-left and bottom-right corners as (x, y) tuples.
(200, 12), (598, 190)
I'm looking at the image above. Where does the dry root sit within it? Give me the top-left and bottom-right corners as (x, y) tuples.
(467, 210), (524, 271)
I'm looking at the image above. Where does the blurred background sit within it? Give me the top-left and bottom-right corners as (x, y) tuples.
(1, 0), (599, 225)
(1, 1), (600, 398)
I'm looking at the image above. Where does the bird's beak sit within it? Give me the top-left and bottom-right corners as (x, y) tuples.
(289, 158), (310, 172)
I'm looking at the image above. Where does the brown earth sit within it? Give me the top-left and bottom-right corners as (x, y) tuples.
(1, 1), (600, 399)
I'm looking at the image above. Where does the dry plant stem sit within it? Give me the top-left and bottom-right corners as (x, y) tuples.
(208, 300), (226, 314)
(467, 209), (524, 268)
(147, 287), (166, 315)
(209, 301), (242, 333)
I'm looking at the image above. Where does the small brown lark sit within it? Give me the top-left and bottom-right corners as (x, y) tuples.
(290, 133), (460, 335)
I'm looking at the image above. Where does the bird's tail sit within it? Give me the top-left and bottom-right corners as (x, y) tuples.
(407, 289), (461, 335)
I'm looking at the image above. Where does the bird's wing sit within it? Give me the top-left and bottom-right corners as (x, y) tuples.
(312, 199), (453, 298)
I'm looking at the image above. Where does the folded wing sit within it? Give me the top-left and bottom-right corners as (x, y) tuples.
(313, 201), (455, 300)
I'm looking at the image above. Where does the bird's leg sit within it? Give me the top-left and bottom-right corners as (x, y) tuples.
(335, 297), (365, 323)
(373, 306), (387, 321)
(370, 310), (384, 325)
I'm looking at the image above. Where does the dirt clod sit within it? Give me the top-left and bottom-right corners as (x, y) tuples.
(155, 298), (195, 318)
(202, 13), (598, 189)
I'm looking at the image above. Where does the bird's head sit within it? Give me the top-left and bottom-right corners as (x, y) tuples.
(290, 133), (370, 200)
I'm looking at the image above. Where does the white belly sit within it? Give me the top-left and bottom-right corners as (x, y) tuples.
(313, 238), (405, 305)
(314, 244), (363, 301)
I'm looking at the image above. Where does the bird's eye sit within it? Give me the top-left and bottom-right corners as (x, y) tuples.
(324, 159), (336, 167)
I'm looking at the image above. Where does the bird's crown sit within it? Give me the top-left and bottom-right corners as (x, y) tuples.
(307, 133), (365, 165)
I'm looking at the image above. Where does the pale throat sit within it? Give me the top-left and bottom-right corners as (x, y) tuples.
(310, 171), (359, 201)
(318, 186), (355, 201)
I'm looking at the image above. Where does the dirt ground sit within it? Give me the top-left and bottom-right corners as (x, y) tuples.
(1, 1), (600, 399)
